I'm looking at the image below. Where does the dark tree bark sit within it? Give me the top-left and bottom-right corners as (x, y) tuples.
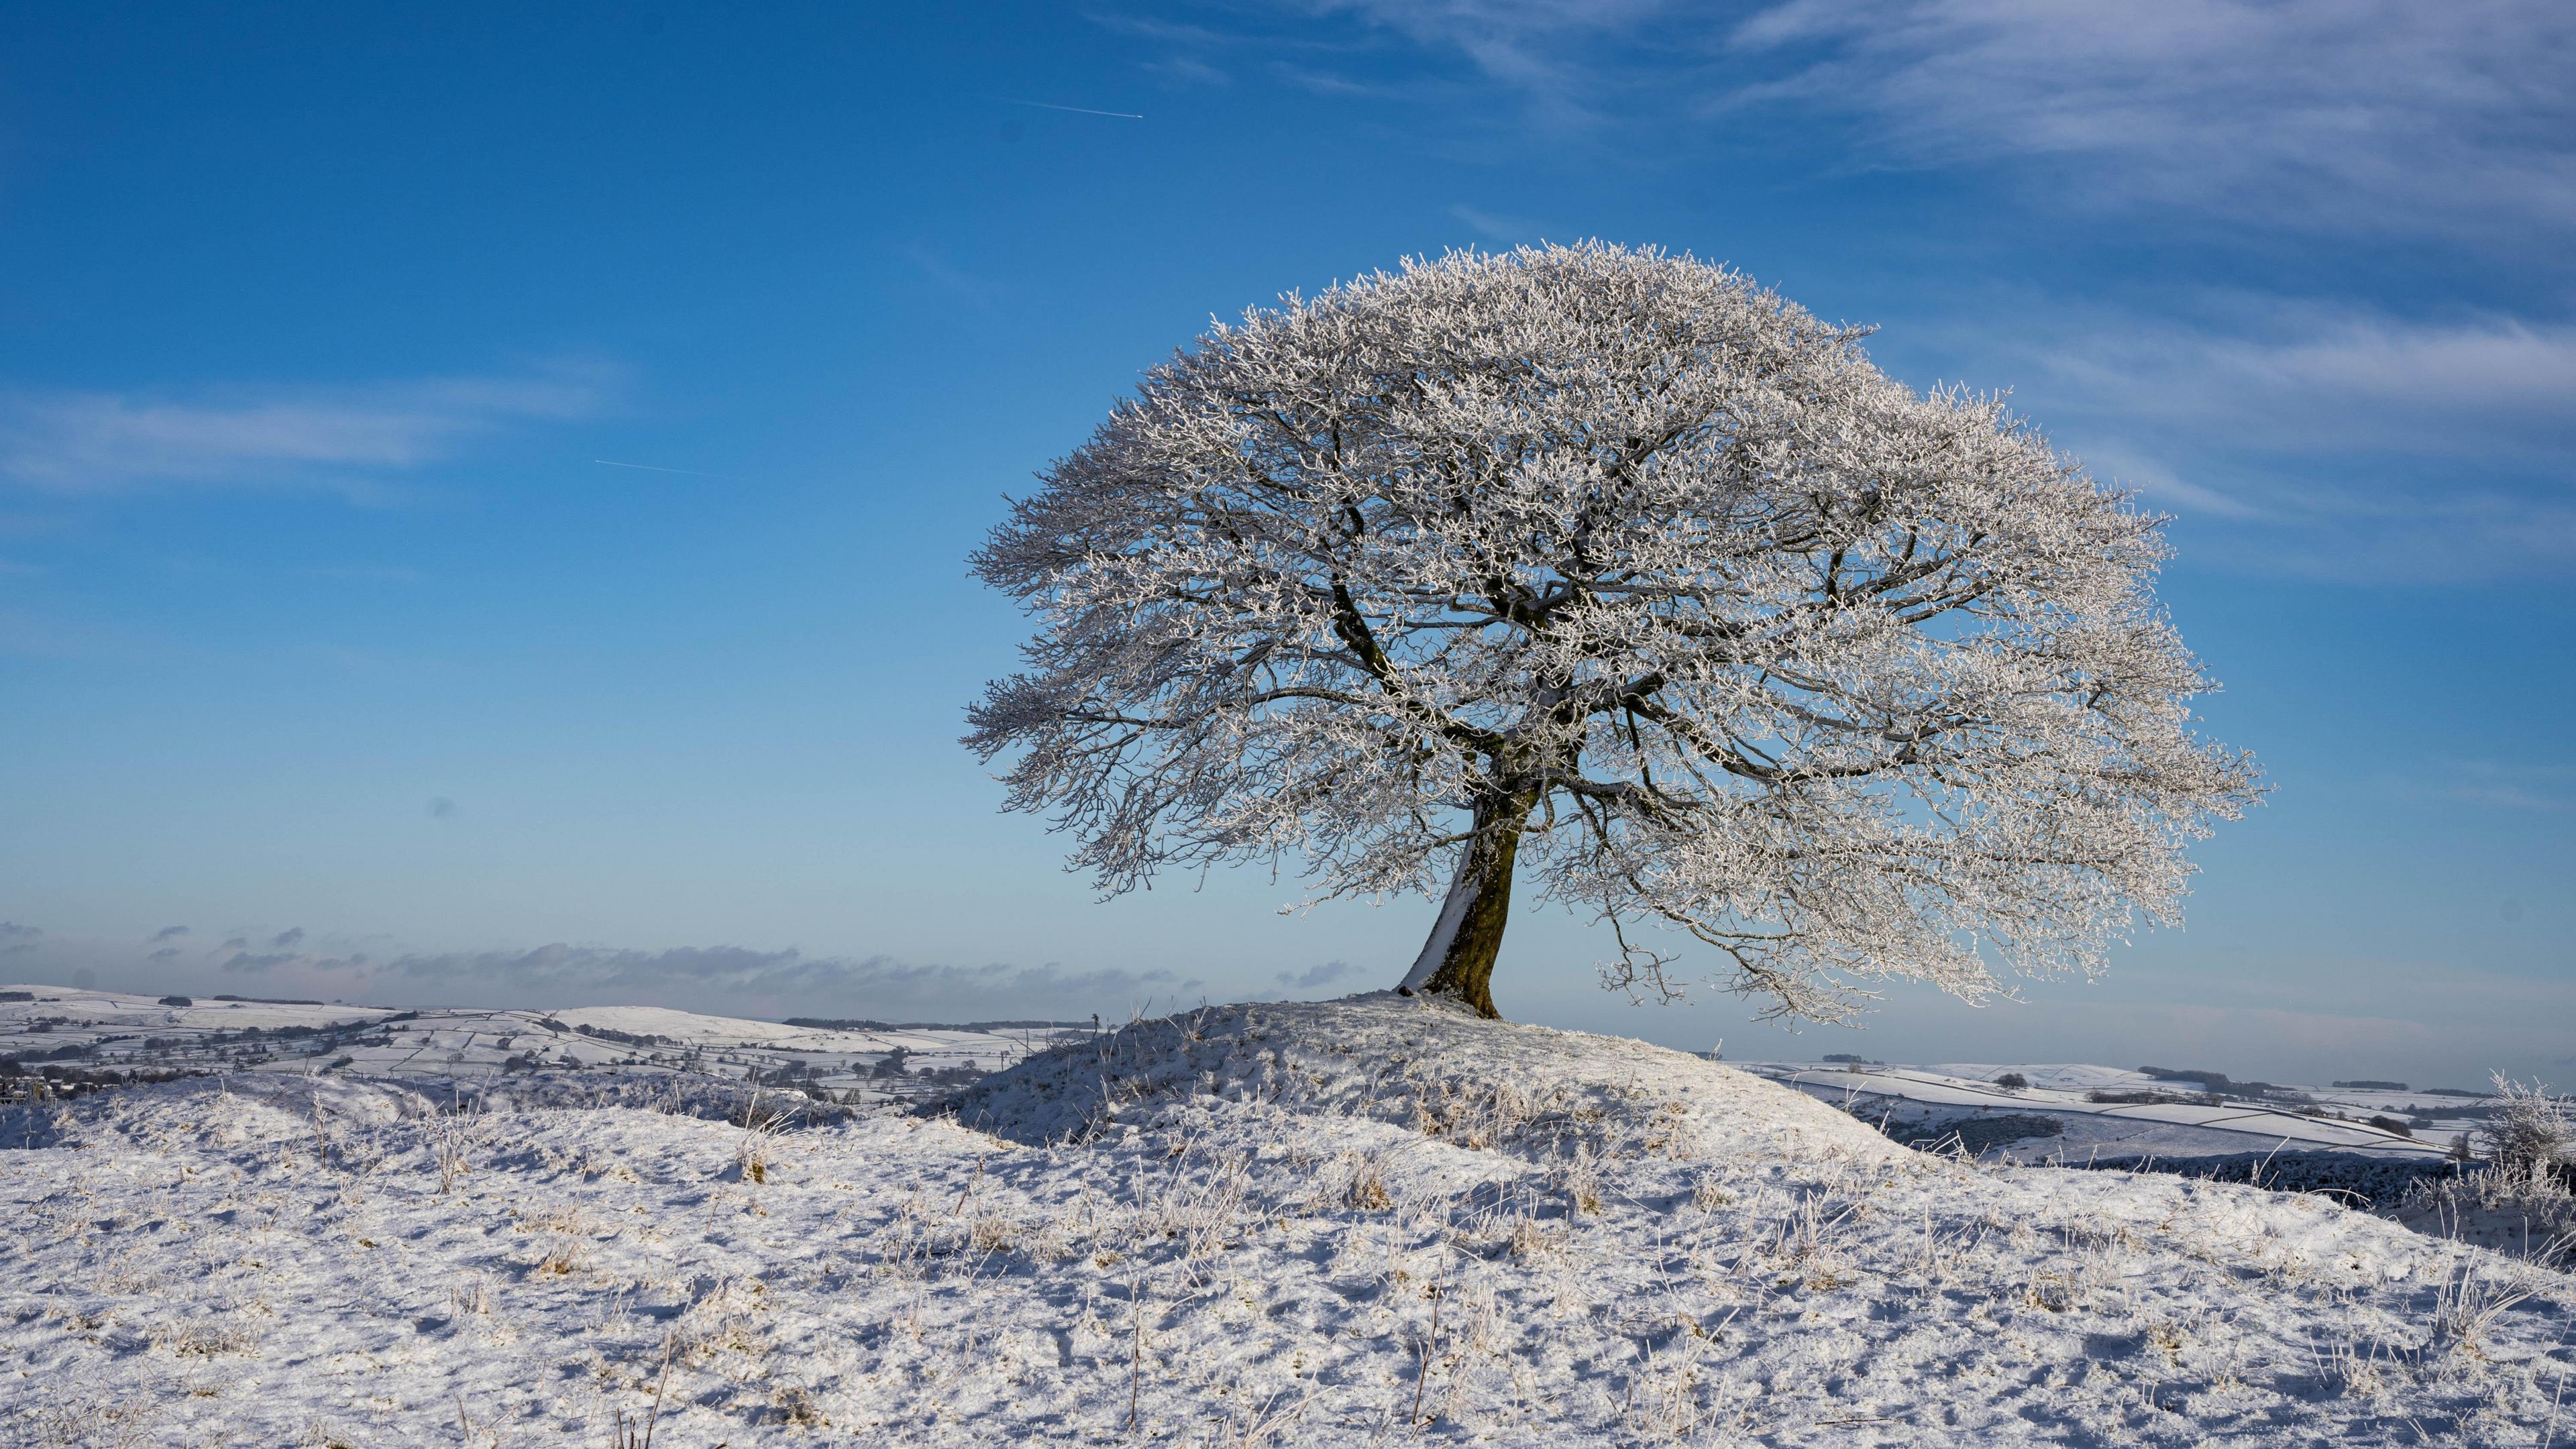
(1396, 790), (1536, 1018)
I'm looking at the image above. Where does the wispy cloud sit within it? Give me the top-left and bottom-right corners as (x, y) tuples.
(2403, 763), (2576, 814)
(1271, 64), (1387, 97)
(370, 944), (1194, 1008)
(1725, 0), (2576, 239)
(2019, 310), (2576, 453)
(0, 366), (609, 497)
(1260, 1), (2576, 241)
(1448, 203), (1545, 242)
(2063, 443), (2265, 522)
(221, 949), (327, 974)
(1892, 299), (2576, 580)
(142, 934), (1204, 1018)
(1144, 55), (1230, 86)
(895, 244), (1003, 321)
(1286, 0), (1670, 123)
(1086, 13), (1244, 48)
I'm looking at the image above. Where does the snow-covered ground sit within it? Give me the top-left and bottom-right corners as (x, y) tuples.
(1731, 1061), (2469, 1166)
(0, 984), (1087, 1107)
(5, 993), (2569, 1446)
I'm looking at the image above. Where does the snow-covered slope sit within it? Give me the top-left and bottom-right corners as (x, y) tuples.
(5, 992), (2567, 1446)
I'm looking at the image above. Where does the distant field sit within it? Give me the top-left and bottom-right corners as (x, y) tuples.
(1731, 1059), (2481, 1167)
(0, 984), (1091, 1108)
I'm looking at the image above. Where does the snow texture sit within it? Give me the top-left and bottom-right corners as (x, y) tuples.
(5, 993), (2569, 1446)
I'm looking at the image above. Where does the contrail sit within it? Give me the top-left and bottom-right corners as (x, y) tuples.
(594, 459), (731, 480)
(987, 96), (1145, 120)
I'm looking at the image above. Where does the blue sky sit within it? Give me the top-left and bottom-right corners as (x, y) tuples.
(1, 1), (2568, 1087)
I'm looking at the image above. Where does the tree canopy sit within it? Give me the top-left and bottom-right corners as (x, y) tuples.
(969, 242), (2261, 1021)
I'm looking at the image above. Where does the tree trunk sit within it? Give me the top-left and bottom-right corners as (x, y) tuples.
(1395, 790), (1535, 1018)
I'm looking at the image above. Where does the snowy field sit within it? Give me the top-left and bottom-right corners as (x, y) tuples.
(5, 993), (2571, 1446)
(1732, 1061), (2472, 1166)
(0, 985), (1088, 1108)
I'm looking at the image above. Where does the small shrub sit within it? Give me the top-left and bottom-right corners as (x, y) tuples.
(1994, 1073), (2028, 1092)
(2481, 1073), (2573, 1173)
(158, 995), (193, 1007)
(2364, 1114), (2412, 1137)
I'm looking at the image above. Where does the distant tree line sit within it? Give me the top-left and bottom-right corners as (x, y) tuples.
(569, 1022), (678, 1047)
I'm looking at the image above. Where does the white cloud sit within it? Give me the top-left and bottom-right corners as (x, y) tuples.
(2014, 309), (2576, 455)
(2062, 443), (2265, 522)
(0, 367), (608, 496)
(1728, 0), (2576, 237)
(2408, 763), (2576, 814)
(1265, 1), (2576, 239)
(1884, 299), (2576, 580)
(1282, 0), (1670, 121)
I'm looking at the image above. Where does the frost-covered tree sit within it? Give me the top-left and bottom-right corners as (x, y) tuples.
(2481, 1073), (2575, 1173)
(968, 244), (2261, 1021)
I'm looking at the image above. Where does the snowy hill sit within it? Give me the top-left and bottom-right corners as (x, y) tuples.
(3, 992), (2567, 1445)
